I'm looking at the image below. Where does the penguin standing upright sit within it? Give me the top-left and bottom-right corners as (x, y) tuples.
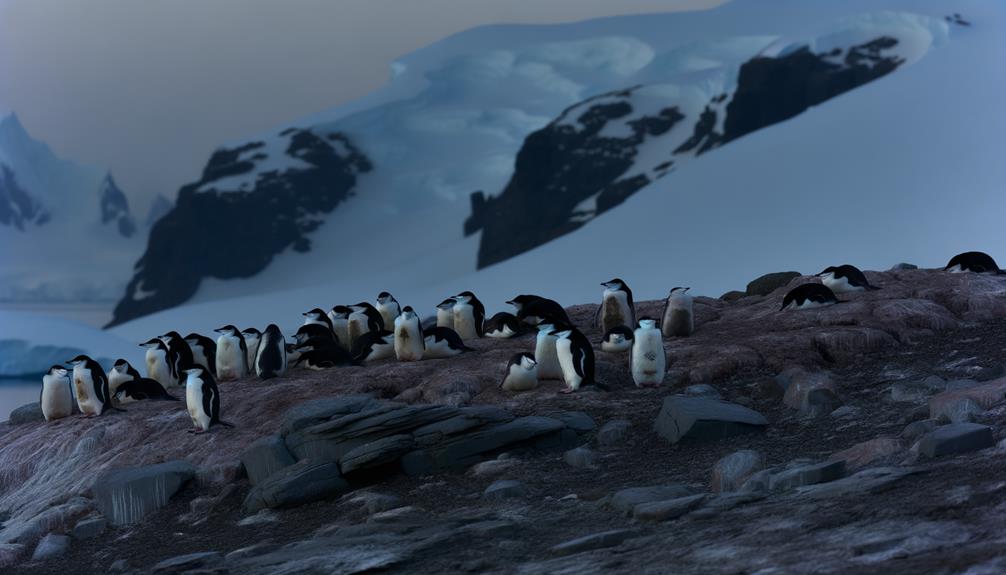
(213, 325), (248, 381)
(816, 265), (881, 293)
(631, 318), (666, 388)
(242, 328), (262, 371)
(348, 302), (385, 348)
(661, 287), (694, 337)
(551, 324), (601, 393)
(534, 323), (564, 380)
(376, 292), (402, 331)
(108, 359), (141, 395)
(435, 298), (456, 329)
(141, 338), (174, 389)
(255, 324), (288, 380)
(596, 279), (635, 335)
(67, 355), (111, 416)
(160, 332), (194, 386)
(303, 308), (335, 334)
(40, 365), (73, 422)
(422, 327), (473, 359)
(394, 306), (425, 361)
(500, 352), (538, 392)
(327, 305), (353, 350)
(184, 365), (232, 433)
(184, 333), (218, 376)
(452, 291), (485, 340)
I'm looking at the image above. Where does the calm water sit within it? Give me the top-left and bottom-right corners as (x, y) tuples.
(0, 379), (40, 421)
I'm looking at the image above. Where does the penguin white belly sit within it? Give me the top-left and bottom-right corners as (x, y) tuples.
(146, 349), (173, 388)
(501, 365), (538, 392)
(436, 309), (454, 330)
(487, 325), (517, 339)
(73, 369), (100, 416)
(215, 336), (246, 381)
(946, 264), (964, 273)
(602, 337), (632, 353)
(186, 381), (211, 431)
(632, 330), (666, 387)
(453, 304), (477, 340)
(601, 290), (631, 332)
(244, 338), (261, 372)
(191, 347), (210, 371)
(331, 319), (351, 350)
(423, 337), (461, 359)
(363, 340), (396, 363)
(535, 333), (563, 380)
(787, 300), (831, 311)
(378, 306), (399, 332)
(41, 376), (73, 421)
(108, 371), (133, 396)
(555, 338), (582, 391)
(820, 274), (862, 294)
(347, 314), (370, 348)
(394, 321), (424, 362)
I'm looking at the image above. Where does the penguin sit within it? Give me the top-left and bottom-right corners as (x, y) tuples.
(159, 331), (194, 386)
(255, 324), (288, 380)
(435, 298), (457, 329)
(596, 278), (635, 336)
(67, 355), (111, 416)
(184, 333), (218, 376)
(327, 305), (353, 350)
(500, 352), (538, 392)
(351, 330), (396, 363)
(293, 323), (337, 349)
(484, 312), (523, 339)
(452, 291), (486, 340)
(183, 365), (233, 433)
(600, 325), (634, 353)
(213, 325), (248, 381)
(376, 292), (402, 331)
(285, 343), (302, 366)
(303, 308), (335, 334)
(944, 251), (1004, 274)
(295, 345), (357, 370)
(241, 328), (262, 371)
(661, 287), (694, 337)
(508, 295), (571, 326)
(781, 283), (840, 311)
(394, 306), (425, 361)
(140, 338), (174, 389)
(422, 326), (474, 359)
(550, 325), (603, 393)
(348, 302), (385, 348)
(40, 365), (73, 422)
(108, 358), (142, 395)
(114, 378), (178, 403)
(816, 265), (881, 293)
(631, 318), (666, 388)
(534, 322), (564, 381)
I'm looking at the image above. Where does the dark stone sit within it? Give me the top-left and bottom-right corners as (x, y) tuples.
(549, 411), (596, 435)
(918, 423), (995, 458)
(151, 551), (223, 573)
(70, 517), (107, 540)
(31, 534), (70, 561)
(720, 290), (746, 302)
(551, 529), (641, 556)
(243, 459), (348, 512)
(483, 479), (527, 500)
(7, 402), (44, 425)
(653, 396), (768, 444)
(107, 129), (372, 326)
(596, 419), (633, 448)
(240, 435), (296, 486)
(92, 461), (196, 525)
(340, 434), (415, 474)
(746, 272), (801, 296)
(610, 485), (698, 515)
(769, 460), (846, 491)
(633, 494), (706, 521)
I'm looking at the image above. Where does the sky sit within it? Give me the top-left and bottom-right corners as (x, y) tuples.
(0, 0), (721, 215)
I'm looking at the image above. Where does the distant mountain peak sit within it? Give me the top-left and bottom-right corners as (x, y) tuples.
(99, 172), (136, 238)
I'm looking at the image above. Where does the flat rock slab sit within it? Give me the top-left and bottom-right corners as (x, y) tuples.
(340, 434), (415, 474)
(930, 379), (1006, 420)
(797, 467), (916, 500)
(8, 402), (44, 425)
(653, 396), (768, 444)
(152, 551), (223, 573)
(71, 517), (107, 540)
(770, 460), (845, 491)
(919, 423), (995, 458)
(711, 450), (764, 492)
(829, 438), (903, 471)
(31, 533), (70, 561)
(244, 460), (348, 512)
(484, 480), (527, 501)
(241, 435), (296, 486)
(610, 485), (697, 515)
(551, 529), (641, 556)
(92, 460), (195, 526)
(634, 494), (707, 521)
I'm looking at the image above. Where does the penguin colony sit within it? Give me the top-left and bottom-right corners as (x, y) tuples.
(36, 252), (1000, 432)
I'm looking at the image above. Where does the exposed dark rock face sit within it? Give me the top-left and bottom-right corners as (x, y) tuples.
(144, 194), (173, 227)
(468, 36), (907, 268)
(99, 174), (136, 238)
(107, 129), (372, 326)
(0, 164), (47, 230)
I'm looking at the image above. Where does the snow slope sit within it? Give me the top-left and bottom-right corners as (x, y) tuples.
(109, 0), (1005, 342)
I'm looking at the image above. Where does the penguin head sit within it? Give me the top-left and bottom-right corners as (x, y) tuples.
(183, 333), (202, 346)
(602, 278), (626, 291)
(669, 286), (690, 295)
(112, 359), (131, 373)
(377, 292), (397, 305)
(183, 366), (206, 377)
(264, 324), (283, 337)
(242, 327), (261, 338)
(519, 353), (537, 370)
(637, 317), (658, 329)
(603, 325), (634, 342)
(140, 337), (165, 349)
(47, 365), (69, 378)
(351, 302), (376, 313)
(66, 354), (91, 366)
(303, 308), (326, 320)
(436, 297), (456, 310)
(160, 331), (182, 342)
(506, 295), (537, 309)
(400, 306), (416, 319)
(214, 325), (240, 336)
(330, 305), (352, 318)
(536, 322), (555, 333)
(454, 291), (476, 304)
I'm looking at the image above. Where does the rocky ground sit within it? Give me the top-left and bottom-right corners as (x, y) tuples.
(4, 267), (1006, 574)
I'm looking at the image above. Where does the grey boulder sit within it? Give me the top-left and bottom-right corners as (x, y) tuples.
(240, 435), (296, 486)
(654, 396), (768, 444)
(244, 460), (348, 512)
(918, 423), (995, 458)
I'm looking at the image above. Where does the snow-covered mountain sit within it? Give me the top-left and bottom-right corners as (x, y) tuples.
(108, 0), (1004, 339)
(0, 114), (147, 302)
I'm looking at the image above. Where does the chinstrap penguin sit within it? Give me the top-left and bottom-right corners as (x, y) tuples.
(596, 278), (635, 335)
(327, 305), (353, 350)
(255, 324), (288, 380)
(40, 365), (73, 422)
(213, 325), (248, 381)
(114, 378), (178, 403)
(435, 298), (456, 329)
(631, 318), (666, 388)
(348, 302), (385, 348)
(303, 308), (335, 334)
(509, 295), (571, 326)
(394, 306), (425, 361)
(67, 355), (113, 416)
(184, 333), (218, 376)
(534, 322), (564, 380)
(484, 312), (522, 339)
(781, 283), (840, 311)
(452, 291), (485, 340)
(422, 326), (474, 359)
(140, 337), (173, 389)
(351, 330), (396, 363)
(159, 331), (194, 386)
(376, 292), (402, 332)
(500, 352), (538, 392)
(661, 287), (694, 337)
(108, 358), (141, 395)
(184, 365), (233, 433)
(241, 328), (262, 372)
(944, 251), (1004, 274)
(550, 324), (604, 393)
(600, 325), (634, 353)
(816, 265), (880, 293)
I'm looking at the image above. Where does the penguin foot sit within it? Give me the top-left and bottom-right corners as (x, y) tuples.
(558, 387), (575, 395)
